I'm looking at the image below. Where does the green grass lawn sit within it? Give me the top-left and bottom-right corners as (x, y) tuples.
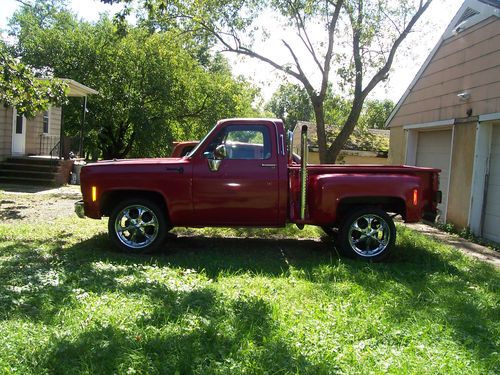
(0, 215), (498, 374)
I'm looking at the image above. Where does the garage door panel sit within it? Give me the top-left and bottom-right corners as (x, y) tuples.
(483, 214), (500, 243)
(415, 130), (452, 220)
(483, 125), (500, 244)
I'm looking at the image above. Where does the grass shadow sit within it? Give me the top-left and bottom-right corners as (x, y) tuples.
(0, 227), (498, 373)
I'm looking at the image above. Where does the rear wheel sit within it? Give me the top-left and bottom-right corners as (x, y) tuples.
(337, 207), (395, 262)
(108, 198), (169, 253)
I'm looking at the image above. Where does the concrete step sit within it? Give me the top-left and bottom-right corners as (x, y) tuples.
(5, 157), (63, 166)
(0, 162), (60, 172)
(0, 175), (57, 186)
(0, 158), (74, 187)
(0, 169), (60, 180)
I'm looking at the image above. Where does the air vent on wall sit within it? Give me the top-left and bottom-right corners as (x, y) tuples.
(455, 7), (480, 26)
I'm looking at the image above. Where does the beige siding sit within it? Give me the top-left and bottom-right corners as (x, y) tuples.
(0, 106), (13, 161)
(388, 126), (406, 165)
(446, 123), (476, 229)
(25, 113), (43, 155)
(389, 17), (500, 128)
(25, 107), (62, 156)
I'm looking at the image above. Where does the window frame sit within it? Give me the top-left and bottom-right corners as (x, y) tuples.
(42, 109), (50, 135)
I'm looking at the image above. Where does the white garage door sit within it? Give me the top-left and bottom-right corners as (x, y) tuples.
(483, 125), (500, 243)
(415, 129), (452, 221)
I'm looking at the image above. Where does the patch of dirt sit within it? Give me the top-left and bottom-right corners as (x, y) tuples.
(0, 184), (82, 223)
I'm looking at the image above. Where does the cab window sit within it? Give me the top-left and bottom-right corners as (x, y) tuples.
(205, 125), (272, 160)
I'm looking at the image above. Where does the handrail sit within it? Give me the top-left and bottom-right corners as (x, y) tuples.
(50, 140), (61, 159)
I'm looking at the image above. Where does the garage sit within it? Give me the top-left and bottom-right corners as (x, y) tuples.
(482, 125), (500, 243)
(415, 129), (453, 221)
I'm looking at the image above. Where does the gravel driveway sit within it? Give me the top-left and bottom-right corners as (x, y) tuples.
(0, 184), (82, 223)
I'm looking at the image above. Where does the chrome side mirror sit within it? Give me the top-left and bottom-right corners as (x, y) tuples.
(207, 144), (227, 172)
(208, 158), (222, 172)
(213, 144), (227, 160)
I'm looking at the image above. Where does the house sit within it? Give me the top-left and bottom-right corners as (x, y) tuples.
(1, 79), (97, 160)
(292, 121), (390, 164)
(386, 0), (500, 243)
(0, 79), (97, 185)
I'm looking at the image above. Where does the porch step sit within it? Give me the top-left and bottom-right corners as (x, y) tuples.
(5, 157), (63, 166)
(0, 157), (74, 186)
(0, 175), (57, 186)
(0, 169), (60, 180)
(0, 162), (60, 172)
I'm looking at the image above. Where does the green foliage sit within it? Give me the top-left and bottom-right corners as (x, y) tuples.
(10, 1), (258, 159)
(0, 207), (498, 374)
(0, 41), (67, 118)
(266, 84), (389, 152)
(265, 83), (313, 131)
(358, 99), (395, 129)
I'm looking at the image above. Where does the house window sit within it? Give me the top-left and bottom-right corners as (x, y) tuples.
(43, 110), (50, 134)
(16, 114), (23, 134)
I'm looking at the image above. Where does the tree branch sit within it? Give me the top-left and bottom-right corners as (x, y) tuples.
(320, 0), (344, 99)
(286, 0), (324, 74)
(361, 0), (432, 100)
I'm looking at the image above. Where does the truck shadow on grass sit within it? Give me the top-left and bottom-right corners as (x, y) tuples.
(0, 230), (498, 373)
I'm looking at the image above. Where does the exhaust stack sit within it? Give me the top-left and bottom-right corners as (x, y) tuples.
(300, 124), (308, 220)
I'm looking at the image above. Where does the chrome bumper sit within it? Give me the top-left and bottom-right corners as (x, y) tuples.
(75, 200), (85, 218)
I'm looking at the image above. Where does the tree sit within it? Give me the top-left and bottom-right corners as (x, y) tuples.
(103, 0), (432, 163)
(265, 83), (313, 131)
(0, 41), (67, 117)
(10, 1), (258, 159)
(358, 99), (394, 129)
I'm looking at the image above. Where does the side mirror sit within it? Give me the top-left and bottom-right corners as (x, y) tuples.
(207, 144), (226, 172)
(213, 144), (227, 160)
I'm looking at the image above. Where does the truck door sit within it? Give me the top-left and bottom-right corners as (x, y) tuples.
(192, 123), (280, 226)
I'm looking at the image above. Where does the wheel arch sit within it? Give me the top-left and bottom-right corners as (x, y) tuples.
(336, 196), (406, 223)
(100, 189), (169, 219)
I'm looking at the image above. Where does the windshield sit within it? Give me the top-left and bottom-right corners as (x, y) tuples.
(184, 123), (218, 158)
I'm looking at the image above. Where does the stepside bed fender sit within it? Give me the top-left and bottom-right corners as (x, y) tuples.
(308, 173), (422, 225)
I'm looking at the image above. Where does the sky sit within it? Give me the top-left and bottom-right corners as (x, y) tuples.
(0, 0), (464, 102)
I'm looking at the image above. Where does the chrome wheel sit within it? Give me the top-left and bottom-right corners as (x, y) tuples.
(347, 214), (391, 257)
(114, 204), (159, 249)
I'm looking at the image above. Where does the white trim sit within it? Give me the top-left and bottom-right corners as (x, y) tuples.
(404, 129), (418, 165)
(403, 119), (455, 130)
(478, 112), (500, 122)
(469, 122), (493, 235)
(43, 108), (51, 135)
(444, 125), (457, 222)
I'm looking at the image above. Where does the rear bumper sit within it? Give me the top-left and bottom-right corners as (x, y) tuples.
(75, 200), (85, 218)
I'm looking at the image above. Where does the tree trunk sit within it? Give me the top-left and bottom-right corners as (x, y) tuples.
(312, 98), (328, 164)
(326, 99), (364, 163)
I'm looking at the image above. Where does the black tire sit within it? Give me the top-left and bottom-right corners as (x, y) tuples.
(336, 207), (396, 262)
(108, 198), (170, 253)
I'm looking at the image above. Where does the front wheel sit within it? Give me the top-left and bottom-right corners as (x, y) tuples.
(337, 207), (396, 262)
(108, 198), (169, 253)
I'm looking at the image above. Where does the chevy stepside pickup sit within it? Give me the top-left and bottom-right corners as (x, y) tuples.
(76, 118), (441, 261)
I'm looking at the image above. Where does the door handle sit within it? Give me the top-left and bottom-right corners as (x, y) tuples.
(261, 163), (276, 168)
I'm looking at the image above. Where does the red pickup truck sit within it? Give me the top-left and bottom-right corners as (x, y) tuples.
(76, 118), (440, 261)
